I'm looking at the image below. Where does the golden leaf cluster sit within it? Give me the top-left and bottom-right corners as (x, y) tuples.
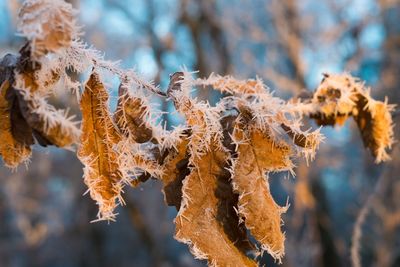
(0, 1), (396, 266)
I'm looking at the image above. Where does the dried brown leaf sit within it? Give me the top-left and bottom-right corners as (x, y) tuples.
(160, 137), (190, 209)
(18, 0), (77, 59)
(353, 94), (394, 162)
(0, 80), (32, 167)
(114, 82), (153, 143)
(175, 142), (257, 267)
(231, 120), (291, 261)
(10, 44), (77, 147)
(306, 73), (394, 162)
(78, 71), (123, 220)
(15, 89), (80, 148)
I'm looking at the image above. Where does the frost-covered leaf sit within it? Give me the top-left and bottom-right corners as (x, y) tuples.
(303, 73), (395, 162)
(14, 76), (80, 148)
(230, 112), (292, 261)
(18, 0), (79, 59)
(0, 80), (32, 167)
(113, 79), (163, 187)
(114, 81), (153, 143)
(353, 94), (395, 162)
(2, 43), (80, 148)
(175, 142), (257, 267)
(77, 71), (123, 221)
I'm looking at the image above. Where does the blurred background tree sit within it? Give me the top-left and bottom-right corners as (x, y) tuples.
(0, 0), (399, 266)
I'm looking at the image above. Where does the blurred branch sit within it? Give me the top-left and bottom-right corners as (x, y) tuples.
(269, 0), (307, 90)
(179, 0), (231, 75)
(125, 199), (165, 267)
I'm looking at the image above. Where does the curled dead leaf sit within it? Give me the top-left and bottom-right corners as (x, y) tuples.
(114, 82), (153, 143)
(353, 94), (394, 162)
(15, 88), (80, 148)
(307, 73), (394, 162)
